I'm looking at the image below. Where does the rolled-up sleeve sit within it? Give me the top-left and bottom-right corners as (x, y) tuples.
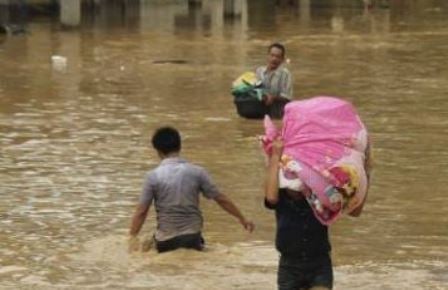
(264, 198), (277, 210)
(199, 169), (220, 199)
(139, 172), (156, 206)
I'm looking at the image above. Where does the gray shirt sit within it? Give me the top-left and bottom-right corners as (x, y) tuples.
(139, 157), (220, 241)
(255, 65), (293, 100)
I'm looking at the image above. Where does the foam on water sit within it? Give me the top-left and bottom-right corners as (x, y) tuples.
(2, 235), (444, 289)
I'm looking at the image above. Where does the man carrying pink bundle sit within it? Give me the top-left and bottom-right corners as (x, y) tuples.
(263, 96), (372, 290)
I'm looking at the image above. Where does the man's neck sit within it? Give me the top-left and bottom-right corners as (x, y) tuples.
(267, 64), (281, 72)
(161, 152), (180, 160)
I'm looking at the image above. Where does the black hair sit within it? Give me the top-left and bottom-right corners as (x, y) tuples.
(268, 42), (286, 58)
(151, 127), (181, 155)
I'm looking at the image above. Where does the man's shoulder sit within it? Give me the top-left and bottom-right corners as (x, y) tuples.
(186, 162), (209, 176)
(279, 66), (291, 75)
(256, 66), (267, 74)
(145, 161), (205, 186)
(161, 159), (208, 175)
(145, 161), (173, 179)
(144, 168), (159, 182)
(264, 191), (287, 211)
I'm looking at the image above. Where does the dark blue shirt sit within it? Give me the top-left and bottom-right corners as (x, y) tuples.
(265, 190), (331, 259)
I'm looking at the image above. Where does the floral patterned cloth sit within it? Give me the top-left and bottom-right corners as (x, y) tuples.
(262, 96), (369, 225)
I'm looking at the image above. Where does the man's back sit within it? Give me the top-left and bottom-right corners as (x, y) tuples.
(130, 127), (253, 253)
(140, 157), (220, 241)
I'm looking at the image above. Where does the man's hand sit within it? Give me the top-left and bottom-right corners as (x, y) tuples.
(214, 193), (254, 233)
(240, 219), (255, 233)
(264, 93), (275, 106)
(129, 203), (150, 237)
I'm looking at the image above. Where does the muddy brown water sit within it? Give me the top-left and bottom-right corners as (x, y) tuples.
(0, 0), (447, 289)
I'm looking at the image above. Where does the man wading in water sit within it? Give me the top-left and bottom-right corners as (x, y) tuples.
(256, 43), (293, 119)
(129, 127), (254, 253)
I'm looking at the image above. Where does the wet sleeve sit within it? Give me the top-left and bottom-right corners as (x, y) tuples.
(199, 169), (220, 199)
(139, 172), (156, 206)
(279, 70), (292, 100)
(264, 198), (277, 210)
(264, 192), (285, 211)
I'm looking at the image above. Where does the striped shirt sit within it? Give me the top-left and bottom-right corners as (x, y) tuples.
(256, 65), (293, 100)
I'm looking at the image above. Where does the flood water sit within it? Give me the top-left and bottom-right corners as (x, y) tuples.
(1, 0), (448, 289)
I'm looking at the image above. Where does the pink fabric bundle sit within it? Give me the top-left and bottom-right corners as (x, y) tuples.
(262, 96), (369, 225)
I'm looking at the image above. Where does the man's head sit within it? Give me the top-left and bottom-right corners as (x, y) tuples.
(267, 43), (286, 70)
(151, 127), (181, 157)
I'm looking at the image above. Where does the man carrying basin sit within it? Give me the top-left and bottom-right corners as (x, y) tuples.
(256, 42), (293, 118)
(232, 43), (293, 119)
